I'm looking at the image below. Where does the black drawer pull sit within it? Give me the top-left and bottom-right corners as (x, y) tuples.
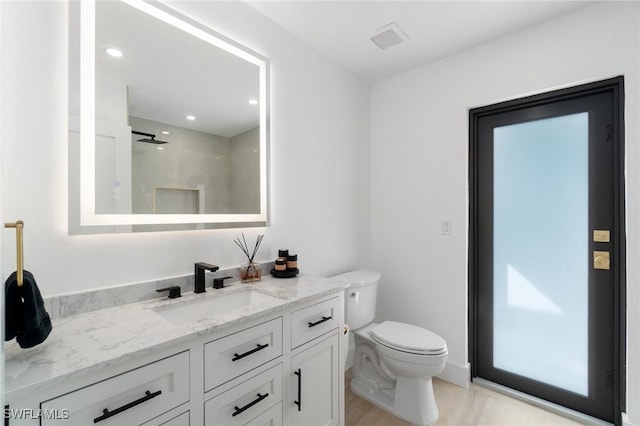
(232, 343), (269, 361)
(94, 390), (162, 423)
(294, 369), (302, 411)
(308, 316), (332, 328)
(232, 393), (269, 417)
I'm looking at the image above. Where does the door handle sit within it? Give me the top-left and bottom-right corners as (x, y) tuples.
(593, 251), (610, 270)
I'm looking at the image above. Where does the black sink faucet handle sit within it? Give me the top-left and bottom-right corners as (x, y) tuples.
(156, 286), (181, 299)
(213, 276), (233, 289)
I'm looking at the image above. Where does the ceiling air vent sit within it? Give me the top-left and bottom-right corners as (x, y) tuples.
(370, 22), (409, 50)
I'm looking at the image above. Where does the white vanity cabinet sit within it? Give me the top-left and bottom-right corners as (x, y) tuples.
(204, 364), (283, 425)
(288, 297), (342, 426)
(290, 334), (340, 426)
(202, 317), (284, 425)
(290, 296), (341, 349)
(31, 351), (190, 426)
(5, 285), (345, 426)
(204, 317), (283, 392)
(142, 409), (190, 426)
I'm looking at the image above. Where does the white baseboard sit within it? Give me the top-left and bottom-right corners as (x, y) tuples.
(437, 360), (470, 388)
(623, 412), (637, 426)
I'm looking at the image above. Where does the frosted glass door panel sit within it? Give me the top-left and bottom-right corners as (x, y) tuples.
(493, 112), (588, 395)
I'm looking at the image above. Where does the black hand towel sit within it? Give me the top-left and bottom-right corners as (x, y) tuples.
(5, 271), (21, 340)
(4, 270), (52, 348)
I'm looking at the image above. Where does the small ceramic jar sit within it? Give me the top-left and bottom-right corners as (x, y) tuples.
(286, 254), (298, 270)
(275, 259), (287, 271)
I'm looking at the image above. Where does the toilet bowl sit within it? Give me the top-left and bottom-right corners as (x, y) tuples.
(331, 271), (448, 426)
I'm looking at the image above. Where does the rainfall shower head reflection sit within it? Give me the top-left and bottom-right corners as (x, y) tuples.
(132, 130), (169, 144)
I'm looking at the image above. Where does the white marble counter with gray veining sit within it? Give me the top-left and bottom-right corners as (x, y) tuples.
(4, 274), (348, 399)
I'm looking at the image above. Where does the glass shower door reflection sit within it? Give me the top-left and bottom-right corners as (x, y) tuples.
(493, 113), (589, 395)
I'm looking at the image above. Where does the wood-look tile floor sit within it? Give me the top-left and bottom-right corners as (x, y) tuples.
(345, 370), (584, 426)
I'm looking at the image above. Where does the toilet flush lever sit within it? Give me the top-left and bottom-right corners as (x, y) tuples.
(350, 291), (359, 303)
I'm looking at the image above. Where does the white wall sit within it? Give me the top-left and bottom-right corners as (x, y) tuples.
(371, 1), (640, 420)
(0, 0), (6, 403)
(0, 1), (370, 294)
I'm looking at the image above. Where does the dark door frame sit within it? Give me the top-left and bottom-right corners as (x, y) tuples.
(468, 76), (626, 425)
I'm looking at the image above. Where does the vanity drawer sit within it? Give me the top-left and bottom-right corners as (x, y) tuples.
(141, 406), (189, 426)
(41, 351), (189, 425)
(204, 317), (282, 392)
(245, 402), (282, 426)
(157, 411), (189, 426)
(291, 296), (340, 349)
(204, 364), (282, 426)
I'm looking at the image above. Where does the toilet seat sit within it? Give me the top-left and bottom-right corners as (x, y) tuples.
(370, 321), (447, 355)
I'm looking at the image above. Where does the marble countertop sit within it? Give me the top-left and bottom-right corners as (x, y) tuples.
(4, 274), (348, 398)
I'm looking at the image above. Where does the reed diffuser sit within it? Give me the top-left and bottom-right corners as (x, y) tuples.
(234, 233), (264, 282)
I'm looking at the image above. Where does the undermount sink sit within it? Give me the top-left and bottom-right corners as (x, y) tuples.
(154, 288), (284, 324)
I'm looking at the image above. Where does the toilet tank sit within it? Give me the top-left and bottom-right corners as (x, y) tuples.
(331, 270), (380, 330)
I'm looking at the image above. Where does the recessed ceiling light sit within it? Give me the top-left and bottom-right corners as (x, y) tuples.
(186, 115), (196, 121)
(104, 47), (123, 58)
(248, 98), (259, 105)
(161, 131), (170, 135)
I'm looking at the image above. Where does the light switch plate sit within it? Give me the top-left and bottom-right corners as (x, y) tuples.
(440, 220), (451, 235)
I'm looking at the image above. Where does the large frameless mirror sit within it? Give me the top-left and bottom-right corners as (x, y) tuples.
(69, 0), (268, 233)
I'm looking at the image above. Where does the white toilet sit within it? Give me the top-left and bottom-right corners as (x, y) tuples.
(332, 270), (448, 426)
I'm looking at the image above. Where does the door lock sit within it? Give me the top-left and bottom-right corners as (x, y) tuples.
(593, 251), (610, 270)
(593, 230), (611, 243)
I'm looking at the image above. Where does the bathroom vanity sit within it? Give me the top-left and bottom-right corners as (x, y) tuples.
(4, 275), (347, 425)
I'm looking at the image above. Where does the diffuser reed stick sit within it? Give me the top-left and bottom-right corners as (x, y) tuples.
(234, 233), (264, 282)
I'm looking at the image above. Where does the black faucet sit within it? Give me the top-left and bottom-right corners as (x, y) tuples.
(213, 276), (233, 289)
(194, 262), (219, 293)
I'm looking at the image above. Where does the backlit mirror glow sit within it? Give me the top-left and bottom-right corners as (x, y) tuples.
(69, 0), (268, 232)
